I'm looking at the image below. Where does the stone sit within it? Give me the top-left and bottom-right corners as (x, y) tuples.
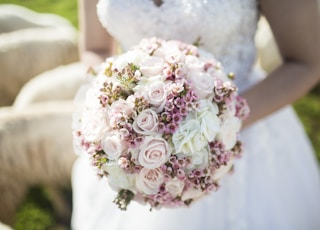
(0, 4), (79, 106)
(0, 4), (73, 33)
(13, 62), (87, 109)
(0, 101), (77, 225)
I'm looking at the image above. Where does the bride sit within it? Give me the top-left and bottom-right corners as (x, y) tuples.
(71, 0), (320, 229)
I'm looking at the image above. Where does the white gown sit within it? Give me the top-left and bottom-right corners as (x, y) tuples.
(71, 0), (320, 229)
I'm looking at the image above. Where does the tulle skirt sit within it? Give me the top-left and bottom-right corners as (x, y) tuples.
(71, 68), (320, 230)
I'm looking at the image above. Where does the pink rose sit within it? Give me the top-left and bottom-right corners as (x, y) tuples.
(108, 99), (135, 128)
(187, 71), (215, 99)
(154, 42), (182, 61)
(140, 56), (164, 76)
(136, 168), (164, 195)
(138, 136), (171, 169)
(133, 109), (159, 135)
(109, 99), (134, 118)
(146, 81), (167, 112)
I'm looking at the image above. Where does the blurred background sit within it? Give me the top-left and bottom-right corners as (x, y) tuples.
(0, 0), (319, 229)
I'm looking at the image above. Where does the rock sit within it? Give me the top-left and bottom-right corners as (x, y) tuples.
(13, 62), (87, 109)
(0, 101), (76, 186)
(0, 4), (73, 33)
(0, 27), (79, 106)
(0, 101), (77, 224)
(0, 4), (79, 106)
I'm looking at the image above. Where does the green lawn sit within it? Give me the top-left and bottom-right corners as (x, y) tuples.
(1, 1), (319, 229)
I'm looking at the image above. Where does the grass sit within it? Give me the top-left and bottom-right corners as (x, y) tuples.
(14, 187), (55, 230)
(0, 0), (78, 27)
(0, 1), (319, 229)
(294, 85), (320, 162)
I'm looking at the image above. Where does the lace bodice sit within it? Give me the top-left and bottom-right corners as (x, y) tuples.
(97, 0), (259, 91)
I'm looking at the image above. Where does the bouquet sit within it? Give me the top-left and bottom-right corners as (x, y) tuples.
(73, 37), (249, 210)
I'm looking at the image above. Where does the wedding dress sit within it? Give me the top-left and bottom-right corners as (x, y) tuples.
(71, 0), (320, 229)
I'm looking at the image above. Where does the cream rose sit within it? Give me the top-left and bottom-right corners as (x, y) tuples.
(212, 159), (234, 181)
(172, 118), (206, 156)
(165, 178), (185, 197)
(181, 187), (204, 202)
(102, 163), (136, 192)
(218, 117), (242, 150)
(136, 168), (164, 195)
(138, 136), (171, 169)
(132, 109), (159, 135)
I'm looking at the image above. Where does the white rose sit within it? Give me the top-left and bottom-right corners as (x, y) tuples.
(138, 136), (171, 169)
(101, 132), (124, 160)
(218, 117), (242, 150)
(196, 99), (221, 142)
(102, 163), (136, 192)
(140, 56), (164, 76)
(136, 168), (164, 195)
(81, 109), (108, 142)
(172, 118), (206, 156)
(84, 88), (101, 109)
(165, 178), (185, 197)
(112, 50), (143, 70)
(133, 109), (159, 135)
(185, 55), (203, 72)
